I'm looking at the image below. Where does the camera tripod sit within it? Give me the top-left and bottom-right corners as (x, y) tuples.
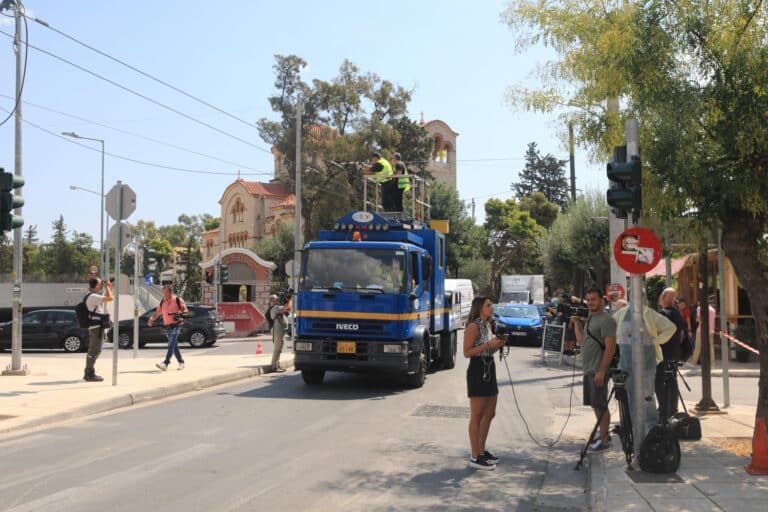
(575, 368), (634, 470)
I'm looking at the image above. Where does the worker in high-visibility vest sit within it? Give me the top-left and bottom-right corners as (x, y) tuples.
(391, 152), (410, 213)
(361, 151), (397, 211)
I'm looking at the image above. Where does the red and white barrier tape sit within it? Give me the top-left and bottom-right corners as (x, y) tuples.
(719, 332), (760, 355)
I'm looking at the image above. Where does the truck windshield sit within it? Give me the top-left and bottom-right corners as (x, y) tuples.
(500, 291), (529, 303)
(302, 249), (407, 294)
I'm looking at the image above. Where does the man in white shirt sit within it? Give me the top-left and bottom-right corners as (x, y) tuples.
(83, 277), (113, 382)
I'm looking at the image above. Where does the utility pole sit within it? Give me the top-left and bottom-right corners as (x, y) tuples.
(717, 225), (730, 407)
(291, 97), (303, 345)
(696, 248), (719, 411)
(470, 198), (475, 223)
(568, 122), (576, 203)
(4, 0), (29, 375)
(626, 119), (647, 455)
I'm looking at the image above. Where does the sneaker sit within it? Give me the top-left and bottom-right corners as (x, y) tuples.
(156, 362), (168, 371)
(482, 450), (500, 464)
(273, 367), (286, 373)
(587, 439), (611, 454)
(469, 455), (496, 471)
(177, 363), (185, 370)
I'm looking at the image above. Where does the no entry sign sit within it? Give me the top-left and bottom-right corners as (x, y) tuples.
(613, 227), (662, 275)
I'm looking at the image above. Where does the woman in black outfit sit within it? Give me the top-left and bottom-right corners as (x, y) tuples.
(464, 296), (506, 470)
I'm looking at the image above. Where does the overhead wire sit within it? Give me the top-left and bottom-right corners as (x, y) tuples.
(0, 1), (27, 128)
(0, 93), (267, 173)
(0, 28), (272, 154)
(24, 13), (261, 132)
(0, 106), (271, 177)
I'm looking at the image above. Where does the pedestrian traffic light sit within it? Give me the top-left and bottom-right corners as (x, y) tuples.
(220, 264), (229, 283)
(204, 269), (213, 284)
(606, 147), (641, 223)
(0, 167), (24, 235)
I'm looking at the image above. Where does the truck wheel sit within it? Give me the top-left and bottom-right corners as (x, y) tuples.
(405, 352), (427, 389)
(441, 331), (457, 370)
(301, 369), (325, 385)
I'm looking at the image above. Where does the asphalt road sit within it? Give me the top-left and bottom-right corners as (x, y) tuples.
(0, 340), (607, 512)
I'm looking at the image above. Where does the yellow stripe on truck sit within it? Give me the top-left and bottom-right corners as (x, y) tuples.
(296, 308), (455, 321)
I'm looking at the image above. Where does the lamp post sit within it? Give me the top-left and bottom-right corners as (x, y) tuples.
(62, 132), (105, 281)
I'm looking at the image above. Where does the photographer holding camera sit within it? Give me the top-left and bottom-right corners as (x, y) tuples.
(148, 284), (188, 371)
(82, 277), (113, 382)
(268, 292), (291, 372)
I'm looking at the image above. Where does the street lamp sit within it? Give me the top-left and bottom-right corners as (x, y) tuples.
(62, 132), (106, 281)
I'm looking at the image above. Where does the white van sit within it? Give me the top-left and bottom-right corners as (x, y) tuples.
(445, 279), (475, 323)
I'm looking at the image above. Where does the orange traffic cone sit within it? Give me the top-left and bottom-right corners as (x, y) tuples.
(255, 340), (263, 355)
(746, 416), (768, 475)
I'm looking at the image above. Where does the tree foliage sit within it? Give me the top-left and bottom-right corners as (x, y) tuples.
(484, 197), (544, 299)
(502, 0), (768, 417)
(519, 191), (560, 229)
(257, 55), (433, 237)
(539, 191), (609, 295)
(253, 223), (295, 288)
(515, 142), (570, 208)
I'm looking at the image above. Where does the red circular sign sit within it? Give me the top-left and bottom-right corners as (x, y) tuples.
(606, 283), (626, 301)
(613, 227), (662, 275)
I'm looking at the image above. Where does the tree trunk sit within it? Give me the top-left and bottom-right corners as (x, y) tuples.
(721, 211), (768, 425)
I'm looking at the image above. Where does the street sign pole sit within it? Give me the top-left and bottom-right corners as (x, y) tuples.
(626, 118), (646, 456)
(133, 238), (140, 360)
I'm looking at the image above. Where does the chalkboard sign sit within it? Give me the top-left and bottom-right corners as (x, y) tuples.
(542, 323), (565, 354)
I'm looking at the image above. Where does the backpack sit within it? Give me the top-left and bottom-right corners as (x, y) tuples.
(639, 424), (681, 473)
(75, 292), (95, 328)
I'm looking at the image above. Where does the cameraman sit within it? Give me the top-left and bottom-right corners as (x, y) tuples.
(576, 288), (617, 453)
(148, 284), (188, 371)
(268, 293), (291, 372)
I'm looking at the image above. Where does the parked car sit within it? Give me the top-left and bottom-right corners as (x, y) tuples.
(115, 304), (225, 349)
(493, 303), (546, 347)
(0, 309), (90, 352)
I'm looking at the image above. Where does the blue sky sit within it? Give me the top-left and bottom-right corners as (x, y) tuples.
(0, 0), (607, 245)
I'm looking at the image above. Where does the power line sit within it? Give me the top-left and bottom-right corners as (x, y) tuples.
(25, 13), (261, 132)
(0, 28), (272, 154)
(0, 1), (27, 127)
(0, 106), (272, 177)
(0, 94), (268, 173)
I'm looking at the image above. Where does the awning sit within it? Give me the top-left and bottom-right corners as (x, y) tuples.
(646, 254), (693, 277)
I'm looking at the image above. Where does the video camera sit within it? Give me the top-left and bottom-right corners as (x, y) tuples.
(172, 312), (190, 323)
(278, 287), (293, 307)
(568, 305), (589, 318)
(607, 367), (629, 385)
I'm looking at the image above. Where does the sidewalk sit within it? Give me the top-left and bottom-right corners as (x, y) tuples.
(0, 338), (292, 437)
(587, 403), (767, 511)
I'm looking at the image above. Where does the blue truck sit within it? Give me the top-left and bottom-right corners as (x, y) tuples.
(293, 210), (461, 388)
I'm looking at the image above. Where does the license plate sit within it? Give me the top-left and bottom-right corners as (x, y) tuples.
(336, 341), (356, 354)
(511, 332), (527, 336)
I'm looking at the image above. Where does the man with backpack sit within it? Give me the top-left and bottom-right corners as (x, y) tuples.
(656, 288), (688, 421)
(576, 288), (617, 453)
(82, 277), (113, 382)
(148, 285), (188, 371)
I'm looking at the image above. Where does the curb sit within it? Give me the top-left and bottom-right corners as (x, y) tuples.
(0, 358), (293, 436)
(681, 369), (759, 378)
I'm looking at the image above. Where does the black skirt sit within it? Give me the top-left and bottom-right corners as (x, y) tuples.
(467, 356), (498, 397)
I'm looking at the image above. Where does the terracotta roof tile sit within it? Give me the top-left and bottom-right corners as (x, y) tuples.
(239, 181), (289, 197)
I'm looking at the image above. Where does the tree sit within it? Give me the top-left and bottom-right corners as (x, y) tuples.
(484, 198), (544, 300)
(515, 142), (569, 208)
(253, 223), (295, 288)
(539, 191), (609, 296)
(519, 191), (559, 229)
(257, 54), (433, 237)
(502, 1), (768, 428)
(430, 183), (488, 277)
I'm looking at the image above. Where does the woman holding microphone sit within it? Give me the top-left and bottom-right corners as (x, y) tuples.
(464, 296), (506, 470)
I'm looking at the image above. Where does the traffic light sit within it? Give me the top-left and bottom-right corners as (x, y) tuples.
(0, 167), (24, 234)
(606, 146), (642, 223)
(204, 269), (213, 284)
(220, 264), (229, 283)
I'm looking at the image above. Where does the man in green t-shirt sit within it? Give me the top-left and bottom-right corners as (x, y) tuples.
(577, 287), (617, 453)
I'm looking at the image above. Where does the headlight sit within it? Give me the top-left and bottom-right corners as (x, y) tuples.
(295, 342), (313, 351)
(383, 344), (407, 353)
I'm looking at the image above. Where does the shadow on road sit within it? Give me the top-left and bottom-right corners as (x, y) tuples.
(221, 370), (406, 401)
